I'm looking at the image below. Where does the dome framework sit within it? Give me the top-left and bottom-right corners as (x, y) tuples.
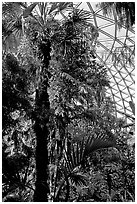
(79, 2), (135, 124)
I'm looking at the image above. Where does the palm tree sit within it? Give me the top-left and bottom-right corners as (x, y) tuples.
(2, 2), (75, 201)
(2, 2), (29, 52)
(2, 2), (117, 201)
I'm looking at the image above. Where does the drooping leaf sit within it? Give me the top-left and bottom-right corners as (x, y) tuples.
(129, 101), (135, 116)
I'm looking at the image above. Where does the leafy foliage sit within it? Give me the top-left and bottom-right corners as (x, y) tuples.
(2, 2), (135, 202)
(97, 2), (135, 28)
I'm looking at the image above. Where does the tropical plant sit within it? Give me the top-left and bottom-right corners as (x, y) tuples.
(2, 2), (74, 201)
(2, 2), (135, 202)
(96, 2), (135, 28)
(2, 52), (36, 201)
(47, 7), (121, 201)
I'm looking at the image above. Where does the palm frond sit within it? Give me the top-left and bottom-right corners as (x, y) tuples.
(23, 3), (38, 18)
(70, 172), (88, 186)
(8, 16), (22, 33)
(37, 3), (45, 17)
(63, 133), (115, 176)
(96, 2), (114, 16)
(58, 2), (73, 12)
(2, 3), (24, 52)
(72, 9), (92, 23)
(66, 137), (86, 171)
(84, 134), (116, 157)
(48, 3), (58, 14)
(49, 2), (73, 15)
(2, 2), (23, 16)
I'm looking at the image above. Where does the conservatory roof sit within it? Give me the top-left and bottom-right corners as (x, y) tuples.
(78, 2), (135, 124)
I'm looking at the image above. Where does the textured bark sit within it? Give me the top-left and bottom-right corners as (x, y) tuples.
(33, 37), (51, 202)
(33, 90), (50, 202)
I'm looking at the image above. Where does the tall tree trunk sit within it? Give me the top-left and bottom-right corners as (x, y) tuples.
(33, 89), (50, 201)
(33, 37), (51, 201)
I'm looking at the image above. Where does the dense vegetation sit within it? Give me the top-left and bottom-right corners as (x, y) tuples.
(2, 2), (135, 202)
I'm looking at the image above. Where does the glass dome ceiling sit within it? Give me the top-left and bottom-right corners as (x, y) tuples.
(78, 2), (135, 124)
